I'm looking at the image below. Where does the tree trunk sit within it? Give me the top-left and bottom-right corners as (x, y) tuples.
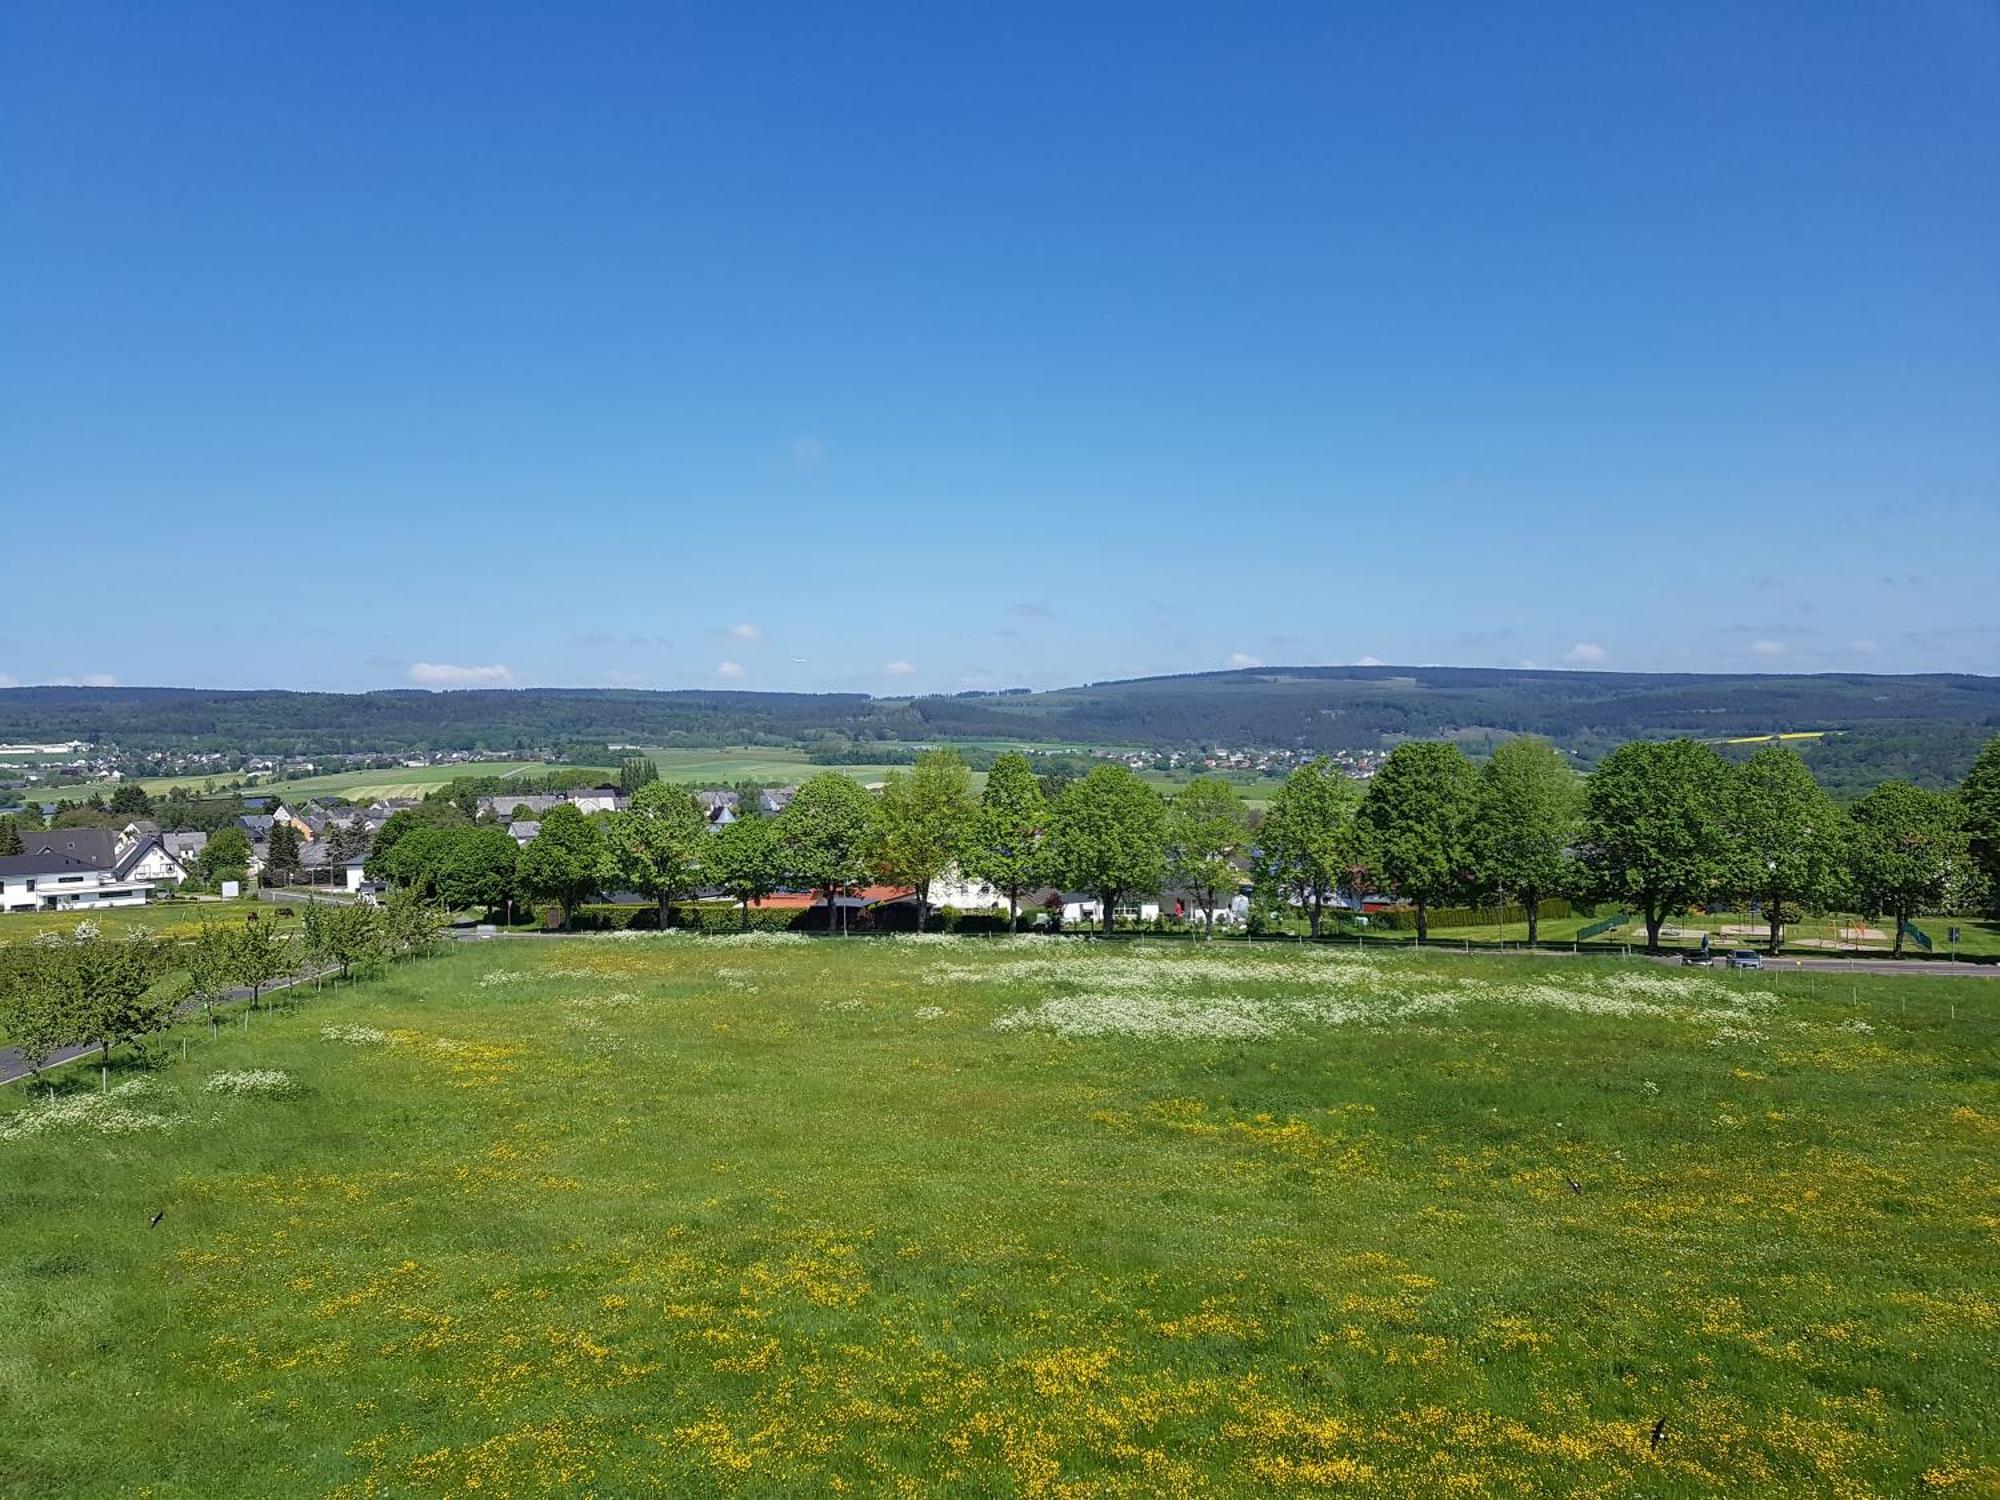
(1525, 890), (1540, 947)
(1893, 910), (1905, 956)
(1643, 905), (1663, 953)
(1415, 898), (1429, 945)
(917, 879), (930, 934)
(739, 896), (750, 931)
(659, 891), (672, 931)
(1767, 889), (1782, 956)
(1102, 890), (1115, 937)
(1309, 893), (1323, 938)
(1008, 887), (1019, 933)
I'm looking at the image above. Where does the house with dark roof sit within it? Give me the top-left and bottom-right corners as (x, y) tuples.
(0, 829), (155, 914)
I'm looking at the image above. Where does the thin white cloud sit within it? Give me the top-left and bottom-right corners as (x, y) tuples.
(1563, 642), (1607, 665)
(1226, 652), (1262, 669)
(1849, 639), (1880, 655)
(78, 673), (121, 688)
(0, 673), (17, 688)
(715, 660), (747, 681)
(883, 660), (917, 677)
(1355, 656), (1385, 667)
(408, 662), (512, 686)
(1750, 639), (1787, 658)
(727, 623), (764, 644)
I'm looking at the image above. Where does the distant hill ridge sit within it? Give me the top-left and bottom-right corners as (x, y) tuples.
(3, 666), (1996, 795)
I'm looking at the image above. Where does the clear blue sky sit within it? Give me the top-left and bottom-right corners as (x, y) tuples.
(4, 2), (1996, 694)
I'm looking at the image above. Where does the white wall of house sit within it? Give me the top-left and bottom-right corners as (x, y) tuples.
(0, 874), (152, 913)
(123, 845), (190, 885)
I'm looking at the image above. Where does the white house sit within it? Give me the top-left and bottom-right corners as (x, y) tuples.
(927, 864), (1009, 912)
(116, 822), (194, 887)
(1, 828), (153, 913)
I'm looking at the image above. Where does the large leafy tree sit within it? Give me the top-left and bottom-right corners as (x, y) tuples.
(965, 751), (1047, 932)
(600, 781), (708, 927)
(777, 773), (878, 933)
(874, 749), (978, 932)
(197, 826), (252, 883)
(517, 802), (607, 929)
(1582, 739), (1736, 952)
(1734, 746), (1846, 954)
(709, 811), (781, 929)
(1254, 758), (1365, 937)
(1359, 741), (1477, 942)
(1848, 780), (1967, 955)
(1471, 737), (1580, 946)
(1166, 777), (1251, 936)
(435, 825), (522, 916)
(108, 783), (153, 817)
(365, 803), (465, 881)
(1044, 764), (1166, 935)
(1962, 734), (2000, 901)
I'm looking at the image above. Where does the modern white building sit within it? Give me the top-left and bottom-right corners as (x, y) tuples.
(0, 828), (154, 913)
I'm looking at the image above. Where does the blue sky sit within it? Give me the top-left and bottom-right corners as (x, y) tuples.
(4, 2), (1996, 694)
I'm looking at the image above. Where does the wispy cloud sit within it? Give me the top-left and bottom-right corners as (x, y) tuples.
(78, 673), (120, 688)
(1563, 642), (1607, 665)
(715, 661), (747, 681)
(1226, 651), (1262, 669)
(0, 673), (18, 689)
(1750, 639), (1787, 658)
(409, 662), (512, 686)
(1355, 656), (1385, 667)
(1010, 602), (1051, 620)
(726, 623), (764, 644)
(883, 660), (917, 678)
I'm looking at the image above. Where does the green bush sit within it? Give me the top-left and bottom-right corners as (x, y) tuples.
(669, 904), (802, 934)
(1368, 897), (1574, 933)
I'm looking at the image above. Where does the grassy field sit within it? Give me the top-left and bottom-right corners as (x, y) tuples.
(0, 898), (268, 945)
(16, 761), (593, 807)
(2, 937), (1995, 1495)
(644, 746), (967, 788)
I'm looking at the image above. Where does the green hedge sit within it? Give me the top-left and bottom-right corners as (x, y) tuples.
(1366, 897), (1577, 933)
(564, 903), (801, 933)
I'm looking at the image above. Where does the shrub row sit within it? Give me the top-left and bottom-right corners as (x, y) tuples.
(1363, 897), (1583, 932)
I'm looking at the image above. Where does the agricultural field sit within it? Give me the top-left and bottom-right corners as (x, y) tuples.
(644, 745), (964, 789)
(16, 761), (590, 807)
(3, 938), (1995, 1495)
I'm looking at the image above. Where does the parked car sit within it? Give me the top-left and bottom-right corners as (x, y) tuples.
(1727, 950), (1763, 970)
(1681, 948), (1715, 966)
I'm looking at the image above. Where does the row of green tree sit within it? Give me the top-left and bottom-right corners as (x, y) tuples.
(0, 895), (446, 1077)
(357, 733), (2000, 950)
(0, 892), (442, 1080)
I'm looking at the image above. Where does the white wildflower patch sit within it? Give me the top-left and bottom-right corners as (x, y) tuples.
(957, 942), (1790, 1043)
(205, 1069), (297, 1097)
(1835, 1018), (1875, 1035)
(320, 1023), (391, 1046)
(478, 970), (531, 989)
(914, 1005), (949, 1022)
(0, 1079), (188, 1141)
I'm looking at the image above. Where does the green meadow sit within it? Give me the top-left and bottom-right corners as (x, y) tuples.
(2, 938), (1994, 1496)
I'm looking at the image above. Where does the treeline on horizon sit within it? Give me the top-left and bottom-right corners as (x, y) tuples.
(3, 666), (1996, 796)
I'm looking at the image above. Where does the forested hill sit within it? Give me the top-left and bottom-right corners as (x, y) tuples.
(3, 666), (1996, 791)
